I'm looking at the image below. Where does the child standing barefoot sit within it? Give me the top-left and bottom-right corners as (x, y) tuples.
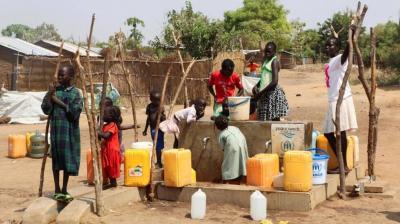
(143, 91), (166, 168)
(98, 106), (121, 188)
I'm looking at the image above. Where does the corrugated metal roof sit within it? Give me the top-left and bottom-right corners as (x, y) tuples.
(0, 36), (58, 57)
(40, 39), (101, 57)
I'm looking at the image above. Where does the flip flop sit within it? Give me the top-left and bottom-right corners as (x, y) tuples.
(63, 193), (74, 203)
(53, 193), (65, 202)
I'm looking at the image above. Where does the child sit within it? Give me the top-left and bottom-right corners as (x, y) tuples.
(100, 97), (136, 162)
(253, 42), (289, 121)
(143, 91), (166, 168)
(214, 115), (249, 184)
(323, 27), (358, 174)
(98, 106), (121, 188)
(208, 59), (244, 117)
(160, 98), (206, 148)
(246, 59), (260, 77)
(41, 65), (83, 202)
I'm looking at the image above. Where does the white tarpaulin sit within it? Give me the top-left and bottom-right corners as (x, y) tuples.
(0, 91), (46, 124)
(242, 76), (260, 96)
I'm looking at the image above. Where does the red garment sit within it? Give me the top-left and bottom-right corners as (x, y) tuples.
(247, 63), (259, 72)
(208, 70), (243, 103)
(101, 122), (121, 179)
(324, 63), (330, 88)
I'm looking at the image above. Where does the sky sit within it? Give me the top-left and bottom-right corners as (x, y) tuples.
(0, 0), (398, 44)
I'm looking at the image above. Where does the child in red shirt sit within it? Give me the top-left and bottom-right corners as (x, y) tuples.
(208, 59), (244, 117)
(98, 106), (121, 188)
(247, 59), (260, 77)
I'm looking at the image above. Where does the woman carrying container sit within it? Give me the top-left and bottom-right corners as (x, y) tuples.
(252, 42), (289, 121)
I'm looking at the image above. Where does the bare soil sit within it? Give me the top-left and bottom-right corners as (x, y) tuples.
(1, 67), (400, 223)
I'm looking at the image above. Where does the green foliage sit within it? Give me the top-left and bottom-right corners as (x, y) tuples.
(223, 0), (291, 49)
(317, 10), (352, 52)
(374, 21), (400, 69)
(150, 1), (219, 58)
(1, 23), (61, 43)
(125, 17), (145, 49)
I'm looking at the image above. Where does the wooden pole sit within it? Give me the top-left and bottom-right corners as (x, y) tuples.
(148, 65), (172, 200)
(334, 2), (368, 198)
(167, 59), (196, 118)
(38, 40), (64, 197)
(172, 31), (190, 108)
(115, 33), (139, 142)
(99, 49), (111, 129)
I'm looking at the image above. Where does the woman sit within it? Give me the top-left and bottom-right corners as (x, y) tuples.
(253, 42), (289, 121)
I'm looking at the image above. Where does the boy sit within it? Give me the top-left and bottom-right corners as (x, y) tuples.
(143, 91), (166, 168)
(41, 65), (83, 202)
(208, 59), (244, 117)
(246, 59), (260, 77)
(323, 26), (358, 174)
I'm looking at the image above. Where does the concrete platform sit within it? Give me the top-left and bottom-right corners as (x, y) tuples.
(157, 174), (338, 212)
(179, 120), (313, 182)
(22, 185), (94, 224)
(56, 186), (146, 224)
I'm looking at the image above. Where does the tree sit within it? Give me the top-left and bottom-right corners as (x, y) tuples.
(1, 23), (61, 43)
(374, 21), (400, 69)
(223, 0), (291, 49)
(33, 23), (61, 41)
(150, 1), (220, 58)
(1, 24), (35, 42)
(125, 17), (145, 49)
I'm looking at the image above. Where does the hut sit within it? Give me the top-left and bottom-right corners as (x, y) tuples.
(0, 36), (57, 90)
(35, 40), (102, 58)
(278, 51), (297, 69)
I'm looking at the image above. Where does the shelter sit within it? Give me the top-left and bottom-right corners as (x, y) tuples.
(0, 36), (58, 90)
(35, 39), (102, 58)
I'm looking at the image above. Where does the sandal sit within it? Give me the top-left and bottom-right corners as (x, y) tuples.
(53, 193), (65, 202)
(63, 193), (74, 203)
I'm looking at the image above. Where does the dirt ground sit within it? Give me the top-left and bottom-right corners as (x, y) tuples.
(1, 67), (400, 223)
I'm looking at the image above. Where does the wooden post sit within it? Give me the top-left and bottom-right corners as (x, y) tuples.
(334, 2), (368, 198)
(38, 41), (64, 197)
(172, 31), (190, 107)
(148, 65), (172, 200)
(167, 59), (196, 118)
(115, 33), (139, 142)
(99, 49), (111, 129)
(73, 14), (105, 216)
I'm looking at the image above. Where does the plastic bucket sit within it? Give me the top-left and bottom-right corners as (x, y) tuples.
(227, 96), (250, 121)
(307, 148), (329, 185)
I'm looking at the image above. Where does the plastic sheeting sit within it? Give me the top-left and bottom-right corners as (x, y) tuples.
(0, 91), (46, 124)
(242, 76), (260, 96)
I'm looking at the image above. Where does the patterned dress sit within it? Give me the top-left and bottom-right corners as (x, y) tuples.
(257, 57), (289, 121)
(42, 86), (83, 176)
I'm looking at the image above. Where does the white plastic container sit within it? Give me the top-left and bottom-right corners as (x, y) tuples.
(309, 148), (329, 185)
(191, 189), (206, 219)
(227, 96), (250, 121)
(250, 190), (267, 221)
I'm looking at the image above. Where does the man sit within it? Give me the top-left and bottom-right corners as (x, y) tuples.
(42, 65), (83, 202)
(208, 59), (244, 117)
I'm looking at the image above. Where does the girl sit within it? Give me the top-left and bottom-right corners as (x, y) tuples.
(214, 115), (249, 184)
(253, 42), (289, 121)
(160, 98), (206, 148)
(323, 31), (358, 174)
(98, 106), (121, 188)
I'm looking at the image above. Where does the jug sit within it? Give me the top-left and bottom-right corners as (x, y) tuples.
(30, 130), (46, 158)
(250, 190), (267, 220)
(191, 189), (206, 219)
